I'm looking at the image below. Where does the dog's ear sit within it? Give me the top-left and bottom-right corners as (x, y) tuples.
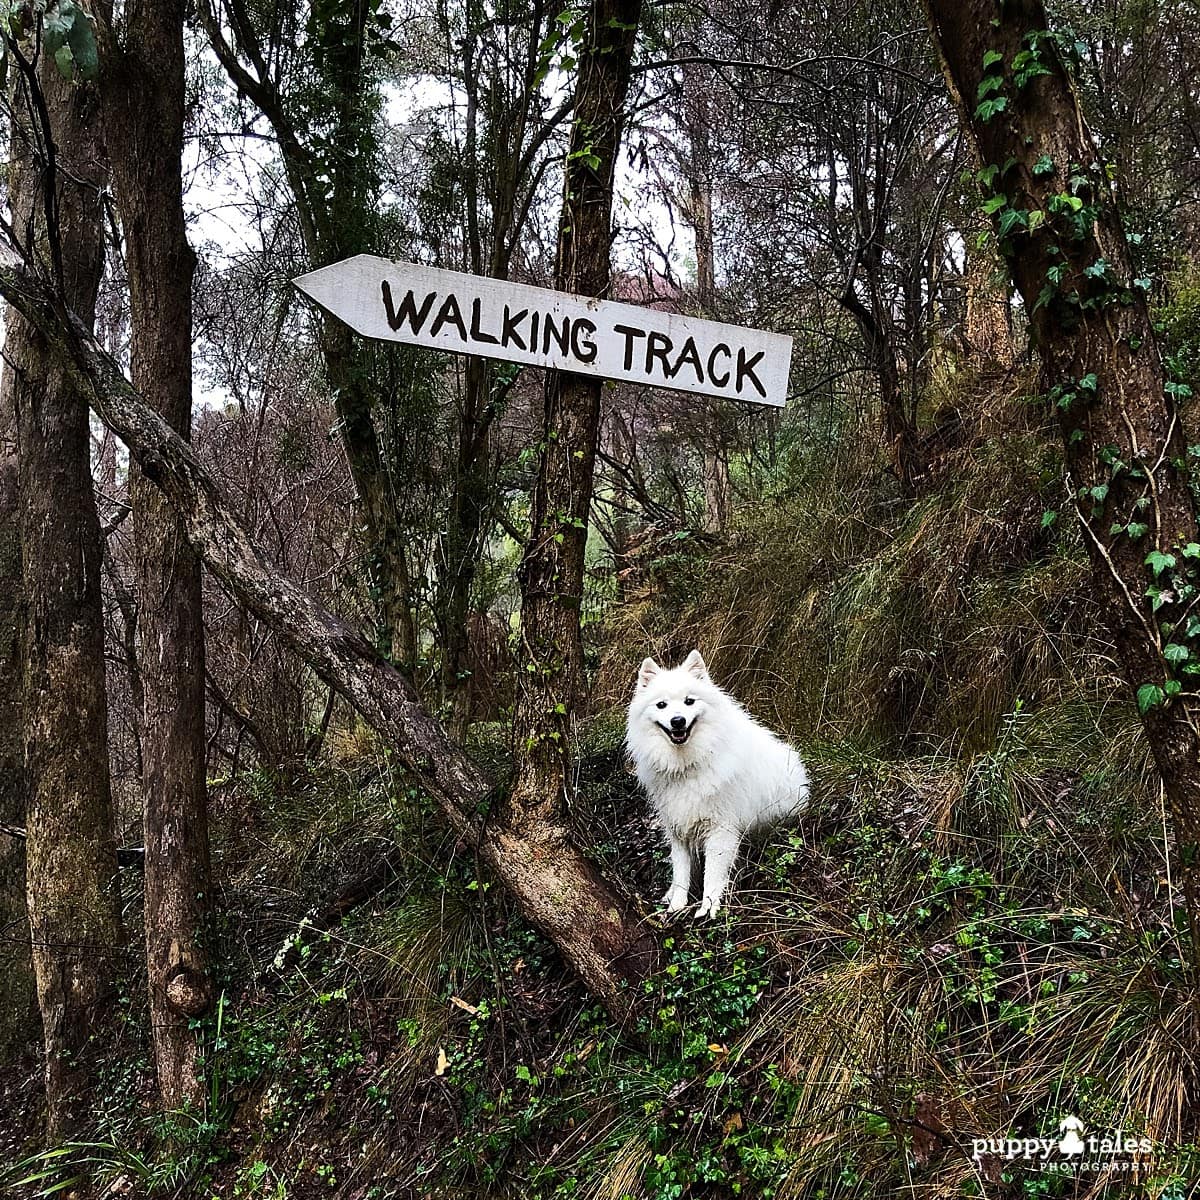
(682, 649), (709, 680)
(637, 657), (660, 690)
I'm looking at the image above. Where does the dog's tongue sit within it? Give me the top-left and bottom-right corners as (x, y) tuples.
(669, 729), (689, 744)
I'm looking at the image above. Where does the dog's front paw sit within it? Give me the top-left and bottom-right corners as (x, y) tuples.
(661, 886), (690, 912)
(694, 896), (722, 920)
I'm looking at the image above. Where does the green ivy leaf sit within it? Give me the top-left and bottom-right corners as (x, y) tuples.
(1136, 683), (1165, 713)
(1146, 550), (1177, 576)
(1051, 192), (1084, 214)
(1164, 643), (1190, 666)
(997, 208), (1028, 238)
(975, 96), (1009, 122)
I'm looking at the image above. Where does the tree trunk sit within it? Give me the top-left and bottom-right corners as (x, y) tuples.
(683, 56), (731, 535)
(924, 0), (1200, 964)
(695, 176), (733, 536)
(322, 322), (417, 668)
(837, 123), (923, 496)
(509, 0), (642, 830)
(196, 0), (417, 674)
(99, 3), (214, 1109)
(7, 57), (122, 1137)
(318, 4), (420, 670)
(0, 254), (660, 1022)
(439, 355), (493, 733)
(962, 213), (1014, 366)
(840, 275), (923, 495)
(0, 251), (32, 1064)
(605, 411), (638, 599)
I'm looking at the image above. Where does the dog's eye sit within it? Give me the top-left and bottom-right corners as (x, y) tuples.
(684, 697), (695, 706)
(655, 700), (667, 709)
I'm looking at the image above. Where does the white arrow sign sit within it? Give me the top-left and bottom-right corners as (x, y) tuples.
(292, 255), (792, 407)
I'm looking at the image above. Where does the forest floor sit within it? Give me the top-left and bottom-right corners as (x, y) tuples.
(3, 371), (1200, 1198)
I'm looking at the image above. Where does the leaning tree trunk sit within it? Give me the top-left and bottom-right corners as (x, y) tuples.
(924, 0), (1200, 964)
(7, 56), (122, 1137)
(0, 255), (660, 1022)
(99, 2), (214, 1109)
(509, 0), (642, 830)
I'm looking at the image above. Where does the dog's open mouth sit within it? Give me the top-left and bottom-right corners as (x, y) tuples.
(657, 721), (695, 745)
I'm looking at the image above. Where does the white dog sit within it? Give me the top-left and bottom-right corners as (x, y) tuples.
(626, 650), (810, 917)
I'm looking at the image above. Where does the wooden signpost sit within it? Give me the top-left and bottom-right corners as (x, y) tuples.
(293, 254), (793, 407)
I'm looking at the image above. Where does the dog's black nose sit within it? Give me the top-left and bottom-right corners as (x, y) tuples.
(670, 715), (687, 731)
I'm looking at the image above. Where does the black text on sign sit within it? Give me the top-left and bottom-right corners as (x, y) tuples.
(293, 255), (792, 407)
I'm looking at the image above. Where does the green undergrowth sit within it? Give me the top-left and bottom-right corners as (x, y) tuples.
(7, 378), (1200, 1198)
(7, 714), (1198, 1199)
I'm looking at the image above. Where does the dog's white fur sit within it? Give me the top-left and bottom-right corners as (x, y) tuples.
(625, 649), (810, 917)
